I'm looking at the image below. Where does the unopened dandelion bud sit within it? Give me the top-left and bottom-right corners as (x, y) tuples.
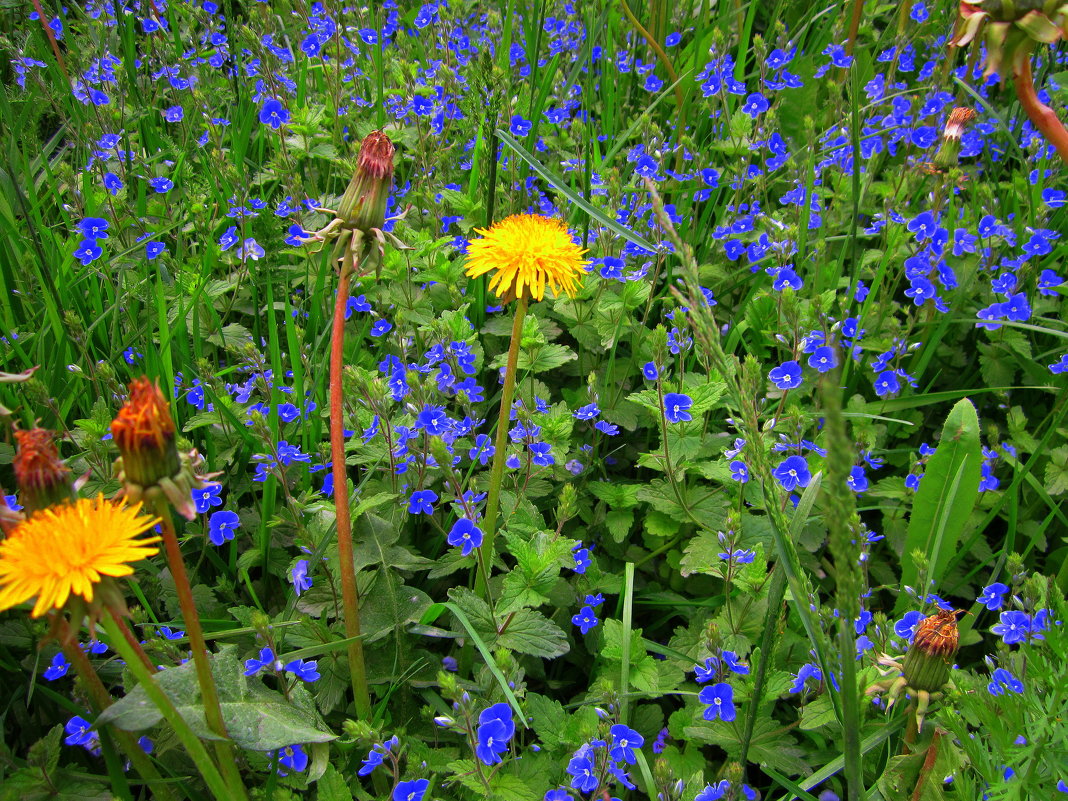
(337, 130), (395, 234)
(934, 107), (977, 169)
(110, 377), (216, 520)
(13, 428), (75, 514)
(903, 609), (962, 693)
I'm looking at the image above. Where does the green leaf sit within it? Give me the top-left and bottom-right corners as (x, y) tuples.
(588, 481), (641, 508)
(876, 730), (961, 801)
(490, 774), (542, 801)
(354, 512), (434, 572)
(517, 343), (577, 373)
(896, 398), (983, 614)
(27, 725), (63, 776)
(96, 646), (336, 751)
(496, 608), (570, 659)
(1044, 446), (1068, 495)
(316, 765), (353, 801)
(605, 508), (634, 543)
(525, 693), (567, 750)
(798, 694), (838, 731)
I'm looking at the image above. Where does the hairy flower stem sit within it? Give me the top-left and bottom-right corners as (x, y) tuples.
(113, 615), (158, 673)
(1015, 58), (1068, 165)
(58, 619), (179, 801)
(102, 610), (234, 801)
(331, 242), (372, 721)
(153, 501), (248, 801)
(475, 296), (529, 602)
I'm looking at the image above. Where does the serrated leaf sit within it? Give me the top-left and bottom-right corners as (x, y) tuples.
(519, 343), (577, 373)
(588, 482), (641, 508)
(27, 725), (63, 775)
(489, 774), (542, 801)
(1044, 446), (1068, 495)
(605, 508), (634, 543)
(525, 693), (567, 749)
(354, 512), (434, 572)
(205, 322), (254, 349)
(798, 693), (838, 731)
(497, 608), (570, 658)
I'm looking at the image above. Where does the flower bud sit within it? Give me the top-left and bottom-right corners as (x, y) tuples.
(110, 377), (216, 520)
(13, 428), (75, 514)
(337, 130), (395, 234)
(902, 609), (962, 693)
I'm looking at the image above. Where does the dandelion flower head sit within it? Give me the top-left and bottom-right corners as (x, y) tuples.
(0, 495), (160, 617)
(464, 214), (588, 303)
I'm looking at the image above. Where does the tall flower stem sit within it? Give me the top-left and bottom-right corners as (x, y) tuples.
(1015, 57), (1068, 165)
(153, 501), (249, 801)
(57, 619), (179, 801)
(101, 609), (233, 801)
(475, 296), (528, 602)
(330, 241), (372, 721)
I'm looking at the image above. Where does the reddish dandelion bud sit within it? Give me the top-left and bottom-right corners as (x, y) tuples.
(110, 377), (216, 520)
(337, 130), (395, 234)
(13, 428), (75, 514)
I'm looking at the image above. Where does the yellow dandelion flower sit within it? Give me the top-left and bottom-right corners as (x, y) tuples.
(0, 494), (160, 618)
(464, 214), (588, 303)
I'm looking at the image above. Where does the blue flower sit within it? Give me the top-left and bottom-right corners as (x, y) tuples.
(642, 362), (659, 380)
(741, 92), (769, 118)
(723, 651), (749, 675)
(873, 370), (901, 397)
(149, 176), (173, 193)
(447, 518), (483, 556)
(79, 217), (109, 240)
(773, 455), (811, 492)
(572, 606), (600, 635)
(608, 724), (643, 765)
(162, 105), (184, 122)
(43, 651), (71, 680)
(74, 239), (102, 265)
(907, 210), (938, 242)
(847, 465), (869, 493)
(408, 490), (437, 515)
(695, 780), (731, 801)
(244, 647), (280, 676)
(571, 543), (592, 574)
(192, 484), (223, 513)
(475, 703), (514, 765)
(371, 319), (393, 337)
(145, 241), (167, 260)
(894, 610), (924, 640)
(208, 510), (240, 546)
(219, 226), (239, 251)
(64, 715), (96, 747)
(529, 442), (555, 466)
(275, 744), (308, 775)
(103, 173), (123, 195)
(987, 667), (1023, 695)
(698, 682), (735, 722)
(291, 560), (312, 596)
(583, 593), (604, 607)
(992, 611), (1031, 645)
(663, 392), (693, 423)
(393, 779), (429, 801)
(790, 663), (822, 694)
(977, 582), (1009, 611)
(284, 659), (321, 682)
(769, 360), (803, 390)
(566, 746), (599, 792)
(729, 460), (749, 483)
(808, 345), (837, 373)
(509, 114), (532, 136)
(260, 98), (291, 129)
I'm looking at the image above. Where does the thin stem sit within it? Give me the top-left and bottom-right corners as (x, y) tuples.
(58, 619), (179, 801)
(101, 609), (232, 801)
(1015, 57), (1068, 165)
(112, 615), (158, 673)
(153, 501), (249, 801)
(475, 296), (529, 602)
(330, 240), (372, 721)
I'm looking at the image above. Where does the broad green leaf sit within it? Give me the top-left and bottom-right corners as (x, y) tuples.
(489, 774), (543, 801)
(896, 398), (983, 614)
(496, 608), (570, 659)
(588, 482), (641, 508)
(1044, 446), (1068, 495)
(96, 647), (335, 751)
(525, 693), (567, 749)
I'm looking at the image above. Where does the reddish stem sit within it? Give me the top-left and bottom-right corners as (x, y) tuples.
(1015, 58), (1068, 165)
(330, 248), (372, 720)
